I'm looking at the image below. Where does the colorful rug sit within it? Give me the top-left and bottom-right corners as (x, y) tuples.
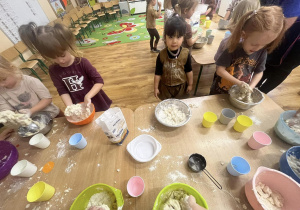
(76, 13), (165, 48)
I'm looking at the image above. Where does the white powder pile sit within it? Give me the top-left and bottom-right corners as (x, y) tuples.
(138, 126), (155, 133)
(57, 139), (67, 159)
(0, 110), (33, 126)
(256, 182), (284, 210)
(158, 104), (187, 126)
(167, 170), (188, 182)
(65, 159), (76, 173)
(287, 154), (300, 177)
(85, 191), (117, 210)
(65, 104), (91, 122)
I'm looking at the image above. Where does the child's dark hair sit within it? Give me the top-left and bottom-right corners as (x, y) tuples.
(164, 15), (186, 38)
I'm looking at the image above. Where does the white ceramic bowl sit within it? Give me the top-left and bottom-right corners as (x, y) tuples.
(155, 99), (191, 127)
(229, 85), (264, 110)
(127, 134), (161, 162)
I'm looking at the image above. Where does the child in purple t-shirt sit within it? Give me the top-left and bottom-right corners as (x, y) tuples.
(19, 22), (112, 112)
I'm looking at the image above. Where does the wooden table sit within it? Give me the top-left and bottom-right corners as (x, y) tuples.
(0, 108), (136, 210)
(0, 95), (292, 209)
(134, 95), (290, 210)
(192, 22), (226, 96)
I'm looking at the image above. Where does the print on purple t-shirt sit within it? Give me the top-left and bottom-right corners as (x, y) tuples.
(49, 58), (112, 112)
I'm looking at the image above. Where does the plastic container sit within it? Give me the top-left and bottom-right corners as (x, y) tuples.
(127, 176), (145, 197)
(274, 110), (300, 145)
(205, 20), (211, 28)
(248, 131), (272, 149)
(227, 156), (251, 176)
(202, 111), (218, 128)
(69, 133), (87, 149)
(153, 183), (208, 210)
(27, 181), (55, 202)
(279, 146), (300, 184)
(127, 134), (161, 162)
(29, 133), (50, 149)
(205, 29), (212, 38)
(70, 184), (124, 210)
(66, 103), (95, 125)
(0, 141), (18, 180)
(219, 108), (236, 125)
(207, 35), (215, 44)
(10, 160), (37, 177)
(245, 166), (300, 210)
(233, 115), (253, 132)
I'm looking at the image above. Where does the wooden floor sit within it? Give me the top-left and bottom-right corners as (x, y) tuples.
(38, 39), (300, 112)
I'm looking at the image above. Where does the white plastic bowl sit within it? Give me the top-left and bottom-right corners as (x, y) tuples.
(155, 99), (191, 127)
(127, 134), (161, 162)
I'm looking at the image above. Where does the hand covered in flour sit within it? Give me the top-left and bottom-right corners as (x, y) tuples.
(238, 81), (252, 92)
(187, 195), (207, 210)
(19, 109), (32, 117)
(0, 128), (14, 141)
(154, 88), (160, 99)
(84, 95), (92, 107)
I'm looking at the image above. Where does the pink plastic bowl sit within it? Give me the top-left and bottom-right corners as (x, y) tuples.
(248, 131), (272, 149)
(245, 166), (300, 210)
(127, 176), (145, 197)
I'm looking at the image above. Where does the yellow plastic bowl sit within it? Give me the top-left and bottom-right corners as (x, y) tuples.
(27, 181), (55, 202)
(70, 183), (124, 210)
(234, 115), (253, 132)
(202, 111), (218, 128)
(153, 183), (208, 210)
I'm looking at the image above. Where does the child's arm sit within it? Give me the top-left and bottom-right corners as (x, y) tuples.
(20, 98), (52, 116)
(157, 2), (162, 16)
(205, 7), (212, 16)
(186, 71), (193, 93)
(61, 94), (73, 107)
(0, 128), (14, 141)
(249, 72), (263, 89)
(84, 83), (104, 107)
(154, 75), (161, 99)
(216, 65), (243, 86)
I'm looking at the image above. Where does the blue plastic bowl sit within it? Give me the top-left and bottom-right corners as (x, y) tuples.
(0, 141), (19, 180)
(279, 146), (300, 184)
(274, 110), (300, 145)
(227, 156), (251, 176)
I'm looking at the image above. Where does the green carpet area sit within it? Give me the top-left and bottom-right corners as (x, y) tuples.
(77, 13), (165, 49)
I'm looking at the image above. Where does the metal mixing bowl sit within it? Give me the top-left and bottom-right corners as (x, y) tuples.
(229, 85), (264, 110)
(155, 99), (191, 128)
(18, 112), (53, 138)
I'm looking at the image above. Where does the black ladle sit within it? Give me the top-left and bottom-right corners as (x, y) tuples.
(188, 153), (222, 190)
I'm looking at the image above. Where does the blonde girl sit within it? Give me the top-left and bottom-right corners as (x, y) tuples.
(214, 0), (261, 61)
(210, 6), (285, 95)
(146, 0), (162, 53)
(173, 0), (199, 52)
(0, 55), (60, 118)
(19, 22), (112, 112)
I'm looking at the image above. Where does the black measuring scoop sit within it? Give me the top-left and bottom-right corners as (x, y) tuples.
(188, 153), (222, 190)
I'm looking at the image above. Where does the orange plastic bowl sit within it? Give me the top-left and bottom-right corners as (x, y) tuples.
(66, 103), (95, 125)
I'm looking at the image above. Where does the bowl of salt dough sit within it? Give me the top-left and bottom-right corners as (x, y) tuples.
(279, 146), (300, 184)
(155, 99), (191, 128)
(245, 166), (300, 210)
(0, 141), (18, 180)
(153, 183), (208, 210)
(70, 183), (124, 210)
(18, 112), (53, 138)
(274, 110), (300, 145)
(229, 85), (264, 110)
(65, 103), (95, 125)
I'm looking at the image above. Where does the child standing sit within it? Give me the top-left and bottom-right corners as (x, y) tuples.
(210, 6), (285, 95)
(19, 23), (112, 112)
(146, 0), (162, 53)
(173, 0), (199, 52)
(204, 0), (216, 20)
(0, 55), (60, 118)
(154, 15), (193, 100)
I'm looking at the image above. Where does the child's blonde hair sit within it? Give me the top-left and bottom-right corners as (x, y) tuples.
(227, 6), (285, 54)
(0, 55), (22, 80)
(173, 0), (197, 16)
(18, 22), (81, 60)
(227, 0), (260, 31)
